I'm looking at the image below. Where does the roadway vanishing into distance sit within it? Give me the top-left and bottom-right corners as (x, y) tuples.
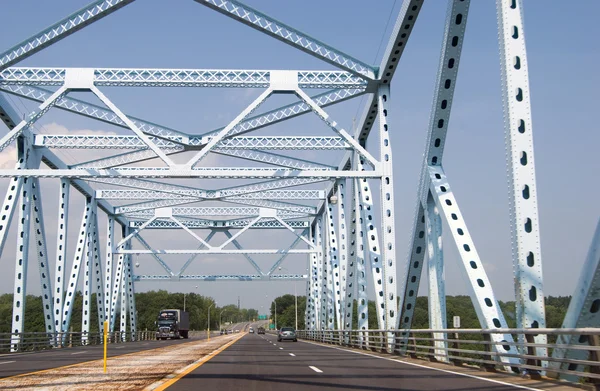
(167, 330), (568, 391)
(0, 322), (579, 390)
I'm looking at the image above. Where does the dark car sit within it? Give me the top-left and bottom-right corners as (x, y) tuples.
(257, 327), (265, 334)
(277, 327), (297, 342)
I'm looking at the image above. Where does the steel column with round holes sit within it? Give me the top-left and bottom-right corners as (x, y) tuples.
(53, 179), (70, 334)
(426, 193), (448, 362)
(357, 159), (385, 329)
(11, 173), (31, 351)
(496, 0), (547, 359)
(335, 179), (349, 330)
(30, 177), (55, 335)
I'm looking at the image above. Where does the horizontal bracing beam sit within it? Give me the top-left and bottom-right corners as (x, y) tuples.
(34, 134), (350, 150)
(2, 85), (364, 145)
(0, 68), (367, 89)
(0, 168), (381, 179)
(97, 189), (325, 200)
(128, 219), (310, 229)
(134, 274), (308, 281)
(125, 206), (305, 218)
(195, 0), (375, 80)
(118, 249), (316, 254)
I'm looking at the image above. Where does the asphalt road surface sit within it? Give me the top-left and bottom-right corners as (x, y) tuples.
(0, 333), (207, 379)
(167, 332), (544, 391)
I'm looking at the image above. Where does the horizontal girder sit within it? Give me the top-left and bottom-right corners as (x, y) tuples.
(0, 168), (380, 179)
(128, 218), (310, 229)
(134, 274), (308, 281)
(124, 206), (305, 218)
(0, 68), (367, 89)
(34, 134), (350, 150)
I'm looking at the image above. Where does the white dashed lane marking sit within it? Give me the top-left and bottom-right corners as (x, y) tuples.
(70, 351), (87, 355)
(289, 353), (295, 357)
(0, 361), (16, 364)
(309, 366), (323, 373)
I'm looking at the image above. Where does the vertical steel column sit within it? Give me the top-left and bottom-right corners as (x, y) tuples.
(81, 224), (92, 345)
(357, 161), (385, 329)
(308, 224), (317, 330)
(11, 170), (31, 351)
(496, 0), (546, 357)
(104, 215), (114, 323)
(335, 179), (349, 329)
(53, 179), (70, 333)
(30, 178), (55, 334)
(426, 194), (448, 361)
(344, 177), (358, 331)
(61, 198), (93, 334)
(315, 216), (326, 330)
(326, 195), (342, 330)
(324, 201), (336, 330)
(377, 86), (398, 345)
(90, 205), (106, 333)
(125, 244), (137, 340)
(354, 177), (368, 333)
(120, 247), (128, 341)
(110, 230), (126, 332)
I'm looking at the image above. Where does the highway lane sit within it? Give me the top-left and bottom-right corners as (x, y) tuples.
(166, 332), (550, 391)
(0, 333), (209, 379)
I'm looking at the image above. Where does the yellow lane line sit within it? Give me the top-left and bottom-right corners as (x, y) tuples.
(150, 332), (246, 391)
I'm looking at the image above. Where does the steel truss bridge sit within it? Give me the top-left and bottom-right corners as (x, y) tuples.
(0, 0), (598, 384)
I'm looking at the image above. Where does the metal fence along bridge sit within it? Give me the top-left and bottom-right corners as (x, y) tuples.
(0, 0), (598, 389)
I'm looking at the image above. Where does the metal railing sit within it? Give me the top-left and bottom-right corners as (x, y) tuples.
(297, 328), (600, 388)
(0, 329), (213, 353)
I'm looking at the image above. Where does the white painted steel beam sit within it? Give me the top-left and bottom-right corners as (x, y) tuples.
(0, 68), (367, 89)
(496, 0), (547, 356)
(194, 0), (375, 79)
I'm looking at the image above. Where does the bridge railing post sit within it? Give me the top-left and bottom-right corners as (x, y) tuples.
(450, 331), (462, 366)
(428, 331), (437, 362)
(588, 335), (600, 389)
(480, 333), (497, 372)
(524, 333), (541, 380)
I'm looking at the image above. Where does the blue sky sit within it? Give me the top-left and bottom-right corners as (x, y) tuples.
(0, 0), (598, 314)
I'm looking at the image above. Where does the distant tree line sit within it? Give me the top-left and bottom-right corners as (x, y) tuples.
(0, 290), (258, 334)
(0, 292), (571, 334)
(268, 295), (571, 330)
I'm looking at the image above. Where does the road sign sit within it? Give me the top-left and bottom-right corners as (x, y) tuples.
(453, 316), (460, 328)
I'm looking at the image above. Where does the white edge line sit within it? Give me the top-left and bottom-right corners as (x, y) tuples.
(0, 361), (16, 364)
(309, 365), (323, 373)
(300, 340), (543, 391)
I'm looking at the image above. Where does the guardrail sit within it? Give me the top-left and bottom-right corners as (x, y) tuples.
(0, 330), (215, 353)
(297, 328), (600, 388)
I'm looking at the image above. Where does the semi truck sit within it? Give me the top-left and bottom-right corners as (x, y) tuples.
(156, 309), (190, 340)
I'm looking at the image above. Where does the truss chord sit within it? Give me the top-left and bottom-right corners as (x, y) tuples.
(195, 0), (375, 79)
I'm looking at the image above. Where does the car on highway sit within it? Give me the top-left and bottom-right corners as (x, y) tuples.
(277, 327), (297, 342)
(257, 327), (265, 334)
(249, 327), (254, 333)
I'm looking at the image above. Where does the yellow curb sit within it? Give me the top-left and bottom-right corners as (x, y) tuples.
(149, 332), (246, 391)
